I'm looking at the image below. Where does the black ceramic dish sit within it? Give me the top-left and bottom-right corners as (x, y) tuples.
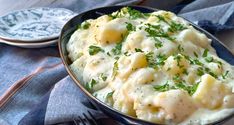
(59, 5), (234, 125)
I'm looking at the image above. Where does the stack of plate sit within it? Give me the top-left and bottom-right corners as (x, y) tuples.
(0, 7), (76, 48)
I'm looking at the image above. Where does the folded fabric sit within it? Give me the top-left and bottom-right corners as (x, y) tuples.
(0, 0), (233, 125)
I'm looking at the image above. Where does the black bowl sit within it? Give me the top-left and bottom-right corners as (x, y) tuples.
(59, 5), (234, 125)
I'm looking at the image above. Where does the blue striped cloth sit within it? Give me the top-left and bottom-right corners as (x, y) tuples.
(0, 0), (233, 125)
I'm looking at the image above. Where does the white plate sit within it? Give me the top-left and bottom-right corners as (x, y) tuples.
(0, 7), (76, 42)
(0, 38), (57, 48)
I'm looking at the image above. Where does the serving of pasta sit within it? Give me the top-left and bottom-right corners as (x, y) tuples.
(66, 7), (234, 124)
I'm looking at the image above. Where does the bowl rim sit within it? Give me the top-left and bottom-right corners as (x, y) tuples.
(58, 5), (234, 125)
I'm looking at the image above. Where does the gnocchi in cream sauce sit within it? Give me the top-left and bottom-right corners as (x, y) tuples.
(67, 7), (234, 124)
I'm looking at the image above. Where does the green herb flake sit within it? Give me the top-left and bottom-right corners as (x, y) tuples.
(197, 67), (204, 76)
(156, 15), (169, 24)
(125, 7), (145, 19)
(205, 56), (213, 62)
(85, 79), (97, 92)
(172, 74), (184, 83)
(107, 52), (111, 56)
(178, 44), (184, 52)
(114, 56), (120, 60)
(112, 61), (119, 78)
(106, 91), (114, 99)
(154, 82), (170, 92)
(208, 72), (218, 79)
(168, 21), (187, 33)
(100, 73), (107, 81)
(175, 82), (199, 95)
(124, 51), (130, 56)
(174, 54), (182, 67)
(202, 48), (209, 57)
(192, 59), (203, 66)
(156, 54), (167, 66)
(111, 42), (122, 55)
(155, 41), (163, 49)
(126, 22), (136, 31)
(145, 52), (157, 69)
(145, 23), (175, 42)
(88, 45), (104, 55)
(135, 48), (143, 52)
(193, 52), (198, 58)
(222, 71), (229, 79)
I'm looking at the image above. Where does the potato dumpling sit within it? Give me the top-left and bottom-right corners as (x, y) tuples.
(153, 90), (197, 123)
(117, 52), (147, 79)
(178, 28), (210, 48)
(96, 18), (128, 44)
(163, 54), (189, 75)
(112, 90), (136, 116)
(128, 68), (155, 84)
(122, 31), (145, 51)
(193, 74), (232, 109)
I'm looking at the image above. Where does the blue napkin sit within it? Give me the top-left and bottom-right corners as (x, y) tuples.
(0, 0), (233, 125)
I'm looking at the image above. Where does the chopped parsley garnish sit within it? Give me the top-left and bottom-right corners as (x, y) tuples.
(192, 59), (203, 66)
(222, 71), (229, 79)
(202, 48), (209, 57)
(135, 48), (143, 52)
(114, 56), (120, 60)
(145, 52), (167, 69)
(109, 7), (147, 19)
(107, 52), (111, 56)
(108, 11), (122, 19)
(154, 82), (170, 92)
(126, 22), (136, 31)
(145, 52), (157, 69)
(154, 78), (199, 95)
(124, 51), (130, 56)
(155, 15), (186, 33)
(196, 67), (204, 76)
(173, 54), (183, 67)
(205, 56), (213, 62)
(100, 73), (107, 81)
(196, 67), (218, 78)
(156, 54), (167, 66)
(111, 42), (122, 55)
(124, 7), (146, 19)
(156, 15), (169, 24)
(145, 23), (175, 42)
(85, 79), (97, 92)
(106, 91), (114, 98)
(174, 82), (198, 95)
(178, 44), (184, 52)
(112, 61), (118, 78)
(154, 39), (163, 49)
(172, 74), (199, 95)
(173, 74), (185, 83)
(193, 52), (198, 58)
(209, 72), (218, 79)
(168, 21), (187, 33)
(78, 21), (90, 30)
(88, 45), (104, 55)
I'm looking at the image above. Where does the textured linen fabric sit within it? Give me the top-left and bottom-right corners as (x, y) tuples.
(0, 0), (233, 125)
